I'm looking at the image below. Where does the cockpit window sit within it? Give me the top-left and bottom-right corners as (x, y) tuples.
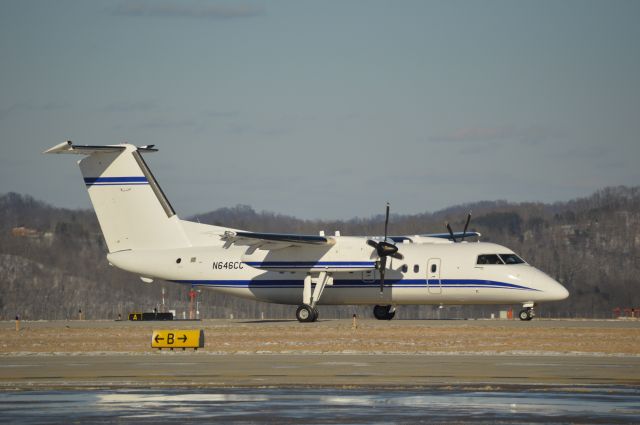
(477, 254), (503, 265)
(477, 254), (526, 265)
(499, 254), (525, 264)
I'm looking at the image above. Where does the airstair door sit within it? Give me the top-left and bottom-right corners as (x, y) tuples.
(427, 258), (442, 294)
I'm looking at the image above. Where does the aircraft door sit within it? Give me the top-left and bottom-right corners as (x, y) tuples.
(427, 258), (442, 294)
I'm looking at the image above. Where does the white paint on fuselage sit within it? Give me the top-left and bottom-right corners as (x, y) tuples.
(107, 239), (568, 307)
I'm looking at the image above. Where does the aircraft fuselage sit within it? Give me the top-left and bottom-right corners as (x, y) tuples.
(108, 240), (568, 306)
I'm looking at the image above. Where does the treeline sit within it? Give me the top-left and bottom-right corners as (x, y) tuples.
(0, 186), (638, 320)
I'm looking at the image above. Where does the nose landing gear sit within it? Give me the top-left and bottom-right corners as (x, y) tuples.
(518, 302), (536, 321)
(519, 306), (535, 321)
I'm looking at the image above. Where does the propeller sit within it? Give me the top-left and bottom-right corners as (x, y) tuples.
(446, 222), (457, 242)
(461, 212), (471, 241)
(445, 212), (472, 243)
(367, 203), (403, 294)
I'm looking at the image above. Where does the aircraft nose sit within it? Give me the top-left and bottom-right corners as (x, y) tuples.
(548, 277), (569, 300)
(528, 268), (569, 301)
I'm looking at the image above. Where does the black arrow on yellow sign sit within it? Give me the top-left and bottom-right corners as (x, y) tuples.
(152, 330), (204, 350)
(154, 334), (186, 344)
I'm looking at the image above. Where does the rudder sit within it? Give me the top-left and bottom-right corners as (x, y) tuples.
(45, 141), (190, 252)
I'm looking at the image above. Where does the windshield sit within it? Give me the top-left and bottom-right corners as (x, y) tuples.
(477, 253), (526, 265)
(499, 253), (525, 264)
(477, 254), (503, 265)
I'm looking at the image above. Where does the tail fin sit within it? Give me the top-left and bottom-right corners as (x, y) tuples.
(45, 141), (190, 252)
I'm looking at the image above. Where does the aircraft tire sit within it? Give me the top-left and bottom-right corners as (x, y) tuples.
(519, 309), (533, 321)
(373, 305), (395, 320)
(296, 304), (317, 323)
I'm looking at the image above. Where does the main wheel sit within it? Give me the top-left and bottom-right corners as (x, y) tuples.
(373, 305), (395, 320)
(296, 304), (317, 322)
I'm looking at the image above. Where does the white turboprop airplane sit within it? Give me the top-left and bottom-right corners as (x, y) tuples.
(45, 141), (569, 322)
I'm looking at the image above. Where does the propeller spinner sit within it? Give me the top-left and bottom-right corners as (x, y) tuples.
(366, 203), (403, 294)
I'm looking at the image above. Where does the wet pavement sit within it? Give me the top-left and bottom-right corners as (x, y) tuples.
(1, 386), (639, 424)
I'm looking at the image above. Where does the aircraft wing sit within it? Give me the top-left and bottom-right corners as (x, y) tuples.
(221, 230), (335, 250)
(388, 231), (481, 243)
(420, 231), (481, 240)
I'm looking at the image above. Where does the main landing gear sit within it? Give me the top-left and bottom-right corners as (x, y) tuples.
(296, 272), (332, 323)
(519, 303), (535, 321)
(373, 304), (396, 320)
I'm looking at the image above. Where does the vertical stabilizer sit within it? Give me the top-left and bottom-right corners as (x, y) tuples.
(45, 141), (190, 252)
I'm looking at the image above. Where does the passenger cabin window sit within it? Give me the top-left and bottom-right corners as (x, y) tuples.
(431, 264), (437, 273)
(476, 254), (503, 265)
(413, 264), (419, 273)
(401, 264), (408, 273)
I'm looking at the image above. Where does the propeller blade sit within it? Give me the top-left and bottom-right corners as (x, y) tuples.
(379, 256), (387, 293)
(376, 241), (398, 257)
(391, 251), (404, 260)
(446, 222), (457, 242)
(384, 202), (390, 240)
(367, 240), (401, 260)
(370, 202), (401, 294)
(461, 212), (471, 241)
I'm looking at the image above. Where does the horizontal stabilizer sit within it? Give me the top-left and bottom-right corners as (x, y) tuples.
(44, 140), (157, 155)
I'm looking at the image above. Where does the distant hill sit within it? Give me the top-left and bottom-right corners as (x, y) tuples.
(1, 186), (638, 320)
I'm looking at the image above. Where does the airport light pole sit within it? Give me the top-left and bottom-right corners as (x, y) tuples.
(196, 289), (201, 319)
(161, 288), (165, 313)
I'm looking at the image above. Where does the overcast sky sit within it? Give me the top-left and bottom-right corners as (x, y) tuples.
(1, 0), (638, 219)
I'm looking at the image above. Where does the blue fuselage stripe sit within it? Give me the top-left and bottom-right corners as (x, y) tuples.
(170, 278), (540, 291)
(245, 261), (376, 268)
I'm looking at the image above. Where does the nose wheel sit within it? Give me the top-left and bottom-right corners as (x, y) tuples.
(519, 307), (534, 321)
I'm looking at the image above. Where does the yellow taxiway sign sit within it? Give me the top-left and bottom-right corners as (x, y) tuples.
(151, 329), (204, 350)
